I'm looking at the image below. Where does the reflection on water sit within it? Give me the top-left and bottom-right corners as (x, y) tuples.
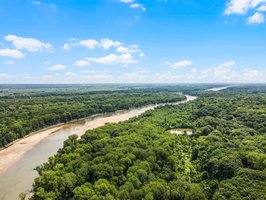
(206, 86), (231, 91)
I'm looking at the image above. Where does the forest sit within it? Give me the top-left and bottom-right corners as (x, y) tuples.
(28, 85), (266, 199)
(0, 86), (187, 148)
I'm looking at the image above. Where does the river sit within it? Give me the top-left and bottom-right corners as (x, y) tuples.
(206, 85), (232, 91)
(0, 95), (197, 200)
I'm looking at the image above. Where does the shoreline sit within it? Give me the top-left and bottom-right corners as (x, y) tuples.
(0, 95), (196, 176)
(0, 123), (64, 152)
(0, 125), (64, 175)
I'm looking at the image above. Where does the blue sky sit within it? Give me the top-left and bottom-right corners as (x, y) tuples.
(0, 0), (265, 83)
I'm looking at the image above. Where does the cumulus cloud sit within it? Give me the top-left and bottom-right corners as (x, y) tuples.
(243, 69), (260, 81)
(74, 60), (91, 67)
(138, 52), (145, 57)
(166, 60), (193, 69)
(180, 60), (266, 83)
(5, 61), (15, 65)
(49, 64), (66, 71)
(4, 34), (52, 52)
(72, 41), (143, 67)
(224, 0), (266, 24)
(65, 38), (124, 50)
(79, 39), (99, 49)
(258, 4), (266, 11)
(130, 3), (146, 11)
(214, 60), (236, 79)
(0, 73), (12, 79)
(0, 48), (25, 58)
(80, 70), (99, 74)
(62, 43), (70, 50)
(120, 0), (134, 3)
(191, 68), (198, 73)
(88, 53), (137, 65)
(224, 0), (266, 15)
(247, 12), (265, 24)
(32, 0), (57, 13)
(75, 53), (137, 67)
(100, 38), (122, 49)
(116, 44), (143, 56)
(116, 46), (131, 53)
(119, 0), (146, 11)
(122, 68), (147, 82)
(65, 72), (78, 77)
(155, 71), (180, 82)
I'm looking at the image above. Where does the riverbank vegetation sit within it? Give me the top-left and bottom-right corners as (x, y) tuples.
(0, 86), (188, 148)
(30, 85), (266, 199)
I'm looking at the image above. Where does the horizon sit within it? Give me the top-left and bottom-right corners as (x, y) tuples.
(0, 83), (266, 85)
(0, 0), (266, 84)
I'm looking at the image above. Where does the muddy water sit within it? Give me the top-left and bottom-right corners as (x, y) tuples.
(0, 95), (196, 200)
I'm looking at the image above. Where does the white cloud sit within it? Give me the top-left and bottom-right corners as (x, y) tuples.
(214, 61), (237, 80)
(79, 39), (99, 49)
(191, 68), (198, 73)
(5, 61), (15, 65)
(130, 3), (146, 11)
(88, 53), (137, 65)
(224, 0), (266, 15)
(258, 4), (266, 11)
(116, 46), (130, 53)
(183, 61), (266, 83)
(100, 39), (122, 49)
(217, 60), (236, 68)
(120, 0), (134, 3)
(119, 0), (146, 11)
(122, 68), (147, 82)
(138, 52), (145, 57)
(49, 64), (66, 71)
(63, 43), (70, 50)
(20, 73), (31, 80)
(0, 73), (12, 79)
(243, 69), (260, 81)
(247, 12), (265, 24)
(44, 61), (50, 65)
(62, 39), (144, 68)
(80, 70), (99, 74)
(69, 38), (122, 50)
(63, 38), (144, 56)
(4, 34), (52, 52)
(32, 0), (57, 13)
(155, 71), (180, 82)
(0, 48), (25, 58)
(116, 44), (143, 56)
(74, 59), (91, 67)
(224, 0), (266, 24)
(65, 72), (78, 77)
(166, 60), (193, 69)
(3, 64), (265, 84)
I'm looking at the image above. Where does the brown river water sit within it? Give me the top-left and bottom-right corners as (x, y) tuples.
(0, 95), (197, 200)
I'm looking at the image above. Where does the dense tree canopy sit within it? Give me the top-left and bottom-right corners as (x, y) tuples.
(29, 86), (266, 199)
(0, 87), (186, 148)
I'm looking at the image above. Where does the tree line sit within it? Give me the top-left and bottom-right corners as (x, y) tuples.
(0, 91), (186, 148)
(29, 86), (266, 199)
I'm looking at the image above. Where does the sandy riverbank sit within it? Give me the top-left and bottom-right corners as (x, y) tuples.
(0, 105), (154, 176)
(0, 126), (63, 175)
(0, 95), (196, 176)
